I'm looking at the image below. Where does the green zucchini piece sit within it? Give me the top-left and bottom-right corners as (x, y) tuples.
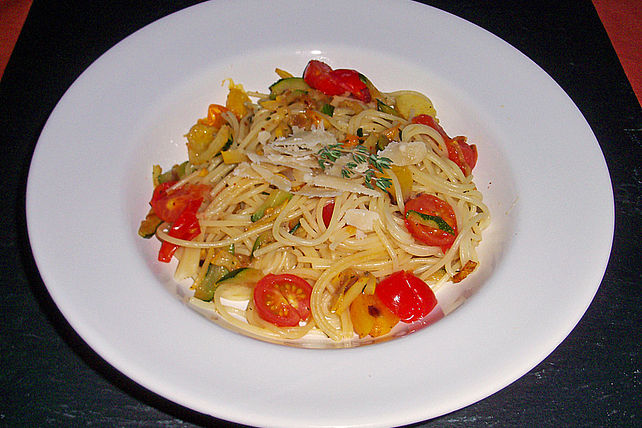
(288, 221), (301, 234)
(359, 73), (384, 100)
(157, 161), (190, 184)
(138, 211), (163, 238)
(193, 264), (229, 301)
(406, 210), (455, 235)
(251, 189), (292, 222)
(320, 103), (335, 117)
(217, 267), (264, 286)
(376, 134), (390, 151)
(269, 77), (311, 99)
(376, 99), (400, 117)
(251, 232), (269, 259)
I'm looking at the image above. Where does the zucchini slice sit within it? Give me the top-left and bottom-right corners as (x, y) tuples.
(217, 267), (264, 286)
(406, 210), (455, 235)
(251, 189), (292, 222)
(269, 77), (311, 99)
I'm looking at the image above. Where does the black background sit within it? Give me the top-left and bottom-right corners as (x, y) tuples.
(1, 1), (640, 426)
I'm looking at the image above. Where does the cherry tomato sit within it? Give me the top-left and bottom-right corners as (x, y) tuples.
(350, 292), (399, 338)
(375, 270), (437, 323)
(322, 201), (335, 228)
(404, 194), (458, 250)
(330, 69), (371, 103)
(303, 60), (343, 96)
(411, 114), (477, 176)
(157, 197), (202, 262)
(303, 60), (371, 102)
(253, 274), (312, 327)
(198, 104), (230, 128)
(150, 181), (210, 223)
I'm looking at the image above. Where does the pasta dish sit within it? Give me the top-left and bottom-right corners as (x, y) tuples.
(138, 60), (489, 343)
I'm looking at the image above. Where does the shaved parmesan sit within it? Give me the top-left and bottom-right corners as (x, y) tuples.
(250, 163), (292, 191)
(377, 141), (427, 166)
(257, 130), (271, 144)
(294, 185), (342, 198)
(231, 162), (260, 179)
(269, 126), (336, 155)
(344, 209), (380, 232)
(303, 173), (382, 197)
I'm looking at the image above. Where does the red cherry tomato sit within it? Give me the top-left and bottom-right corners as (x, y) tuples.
(330, 69), (371, 103)
(253, 274), (313, 327)
(303, 60), (371, 102)
(411, 114), (477, 176)
(322, 201), (335, 228)
(157, 197), (203, 262)
(375, 270), (437, 322)
(404, 194), (458, 251)
(303, 60), (343, 96)
(150, 181), (210, 223)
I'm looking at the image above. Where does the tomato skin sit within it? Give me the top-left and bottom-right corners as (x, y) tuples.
(198, 104), (229, 128)
(157, 197), (203, 262)
(349, 292), (399, 338)
(253, 274), (313, 327)
(304, 60), (343, 95)
(404, 194), (458, 250)
(151, 182), (209, 262)
(322, 201), (335, 228)
(330, 69), (371, 103)
(375, 271), (437, 323)
(411, 114), (477, 176)
(150, 181), (210, 223)
(303, 60), (371, 102)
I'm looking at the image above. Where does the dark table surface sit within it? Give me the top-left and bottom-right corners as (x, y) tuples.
(1, 1), (640, 426)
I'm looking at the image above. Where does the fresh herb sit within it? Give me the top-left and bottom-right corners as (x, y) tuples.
(406, 210), (455, 235)
(288, 221), (301, 234)
(321, 103), (335, 117)
(317, 143), (393, 190)
(222, 136), (234, 152)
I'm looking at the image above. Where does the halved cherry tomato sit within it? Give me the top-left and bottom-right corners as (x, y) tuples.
(322, 201), (335, 228)
(330, 69), (371, 103)
(150, 181), (210, 223)
(253, 274), (312, 327)
(157, 197), (202, 262)
(375, 270), (437, 322)
(404, 194), (458, 251)
(198, 104), (230, 129)
(350, 292), (400, 338)
(303, 60), (342, 96)
(303, 60), (371, 103)
(411, 114), (477, 176)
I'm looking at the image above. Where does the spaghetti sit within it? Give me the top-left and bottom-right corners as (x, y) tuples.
(139, 60), (490, 343)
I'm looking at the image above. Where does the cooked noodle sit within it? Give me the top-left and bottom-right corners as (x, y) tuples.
(144, 64), (490, 342)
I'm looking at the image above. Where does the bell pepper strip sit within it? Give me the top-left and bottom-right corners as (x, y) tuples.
(411, 114), (477, 176)
(158, 197), (203, 262)
(303, 60), (371, 103)
(375, 270), (437, 323)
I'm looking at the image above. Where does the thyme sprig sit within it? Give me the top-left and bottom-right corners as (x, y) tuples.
(317, 143), (393, 191)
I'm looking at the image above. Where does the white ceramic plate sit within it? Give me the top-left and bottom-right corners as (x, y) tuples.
(26, 0), (613, 426)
